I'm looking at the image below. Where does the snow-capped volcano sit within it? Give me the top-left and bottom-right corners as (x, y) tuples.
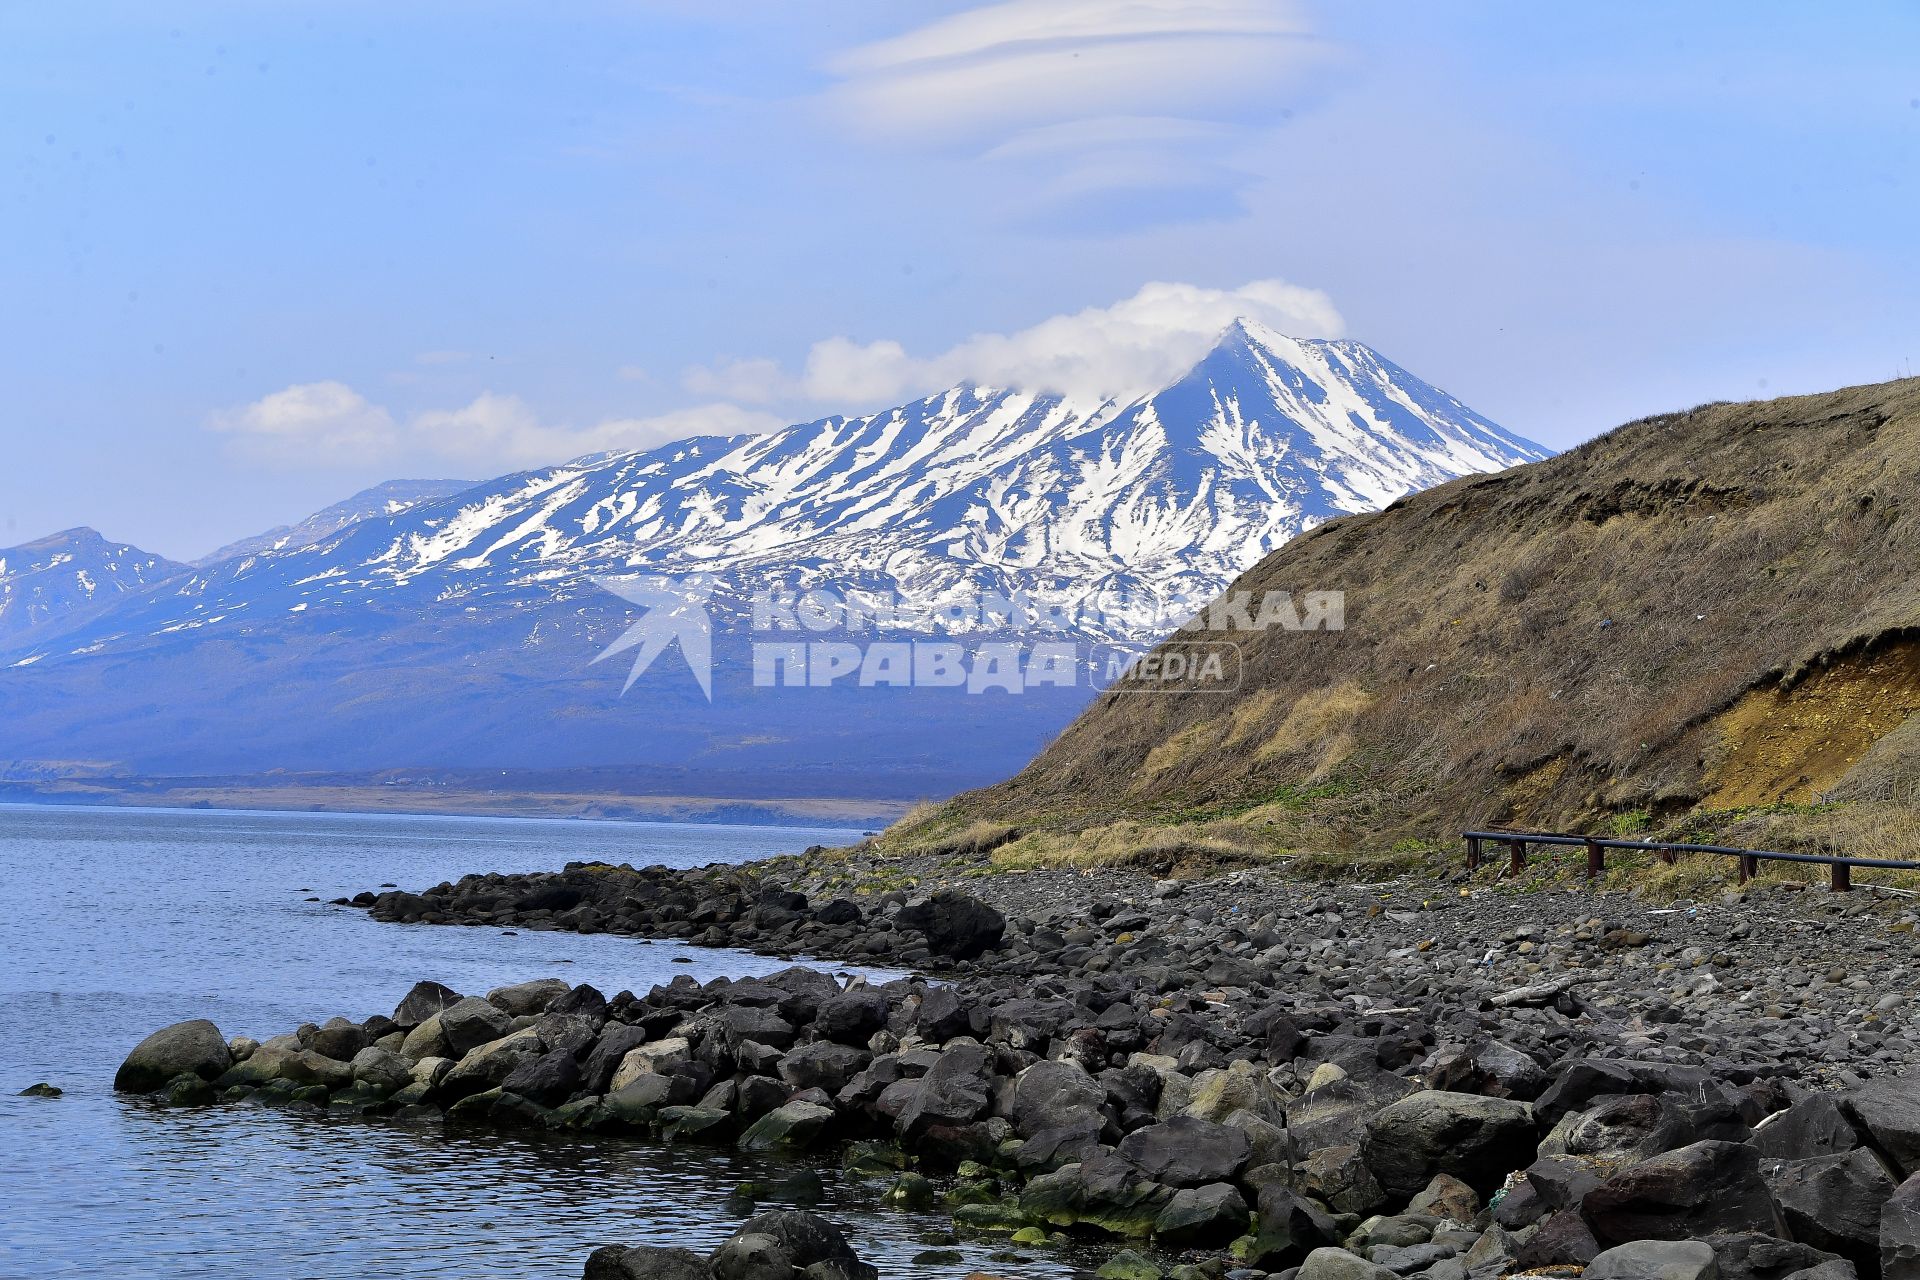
(0, 321), (1547, 789)
(62, 319), (1541, 631)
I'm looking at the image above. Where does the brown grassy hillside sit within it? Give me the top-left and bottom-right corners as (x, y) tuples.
(892, 376), (1920, 866)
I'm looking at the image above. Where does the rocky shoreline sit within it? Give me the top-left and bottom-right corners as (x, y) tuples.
(115, 852), (1920, 1279)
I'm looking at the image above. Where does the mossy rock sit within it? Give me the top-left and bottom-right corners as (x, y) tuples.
(546, 1097), (607, 1131)
(388, 1080), (434, 1108)
(18, 1083), (61, 1098)
(446, 1086), (504, 1121)
(1096, 1250), (1163, 1280)
(946, 1177), (1002, 1206)
(328, 1082), (390, 1111)
(911, 1250), (964, 1266)
(885, 1172), (936, 1209)
(163, 1074), (217, 1107)
(843, 1141), (910, 1177)
(659, 1105), (731, 1142)
(951, 1201), (1027, 1232)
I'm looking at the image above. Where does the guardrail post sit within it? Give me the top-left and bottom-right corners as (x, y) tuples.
(1738, 853), (1757, 884)
(1466, 836), (1481, 871)
(1659, 847), (1676, 866)
(1509, 838), (1526, 874)
(1832, 862), (1852, 892)
(1585, 838), (1604, 880)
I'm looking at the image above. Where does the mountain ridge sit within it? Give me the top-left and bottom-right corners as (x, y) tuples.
(0, 321), (1547, 794)
(193, 478), (475, 567)
(0, 527), (188, 647)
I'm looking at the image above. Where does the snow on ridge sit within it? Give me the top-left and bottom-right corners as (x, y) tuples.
(26, 323), (1548, 654)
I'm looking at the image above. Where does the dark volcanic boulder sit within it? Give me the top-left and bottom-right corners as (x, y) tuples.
(1247, 1184), (1340, 1268)
(895, 892), (1005, 960)
(582, 1025), (651, 1095)
(709, 1233), (786, 1280)
(894, 1042), (995, 1139)
(1360, 1090), (1536, 1197)
(309, 1017), (370, 1061)
(913, 986), (975, 1041)
(1706, 1232), (1849, 1280)
(1118, 1115), (1252, 1187)
(1584, 1140), (1786, 1245)
(1849, 1078), (1920, 1177)
(1535, 1059), (1711, 1125)
(1286, 1072), (1416, 1152)
(441, 997), (514, 1056)
(1510, 1209), (1602, 1271)
(115, 1020), (233, 1093)
(736, 1100), (834, 1153)
(1584, 1239), (1718, 1280)
(583, 1243), (710, 1280)
(715, 1211), (871, 1278)
(777, 1043), (868, 1095)
(813, 990), (888, 1045)
(393, 980), (463, 1029)
(1749, 1093), (1860, 1161)
(1886, 1171), (1920, 1280)
(502, 1049), (583, 1107)
(488, 978), (571, 1017)
(1153, 1182), (1249, 1247)
(1765, 1148), (1893, 1270)
(1020, 1151), (1175, 1238)
(1008, 1060), (1106, 1139)
(1541, 1092), (1694, 1164)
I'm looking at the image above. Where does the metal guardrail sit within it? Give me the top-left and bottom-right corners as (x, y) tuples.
(1463, 828), (1920, 893)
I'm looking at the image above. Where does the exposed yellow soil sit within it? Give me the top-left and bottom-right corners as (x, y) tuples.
(1704, 639), (1920, 807)
(1502, 753), (1572, 827)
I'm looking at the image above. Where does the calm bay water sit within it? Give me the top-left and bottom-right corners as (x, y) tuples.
(0, 804), (1089, 1278)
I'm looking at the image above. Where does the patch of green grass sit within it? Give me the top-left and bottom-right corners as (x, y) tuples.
(1608, 809), (1653, 837)
(1153, 778), (1360, 826)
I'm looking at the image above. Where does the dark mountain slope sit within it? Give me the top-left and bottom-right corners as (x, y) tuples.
(920, 376), (1920, 852)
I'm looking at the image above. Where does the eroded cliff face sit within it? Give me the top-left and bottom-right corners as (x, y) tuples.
(923, 375), (1920, 848)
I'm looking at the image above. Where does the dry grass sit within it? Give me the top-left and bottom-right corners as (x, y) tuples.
(989, 818), (1275, 874)
(934, 377), (1920, 855)
(874, 813), (1018, 859)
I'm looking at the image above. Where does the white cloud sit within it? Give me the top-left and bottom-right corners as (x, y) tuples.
(822, 0), (1333, 224)
(829, 0), (1321, 142)
(208, 381), (397, 462)
(210, 387), (783, 472)
(684, 278), (1344, 409)
(681, 355), (792, 405)
(218, 279), (1341, 474)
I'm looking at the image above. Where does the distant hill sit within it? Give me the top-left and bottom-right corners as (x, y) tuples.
(194, 478), (474, 566)
(0, 321), (1544, 797)
(926, 377), (1920, 855)
(0, 528), (186, 647)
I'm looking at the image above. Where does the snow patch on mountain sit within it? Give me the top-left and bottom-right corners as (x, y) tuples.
(0, 528), (188, 643)
(14, 321), (1547, 661)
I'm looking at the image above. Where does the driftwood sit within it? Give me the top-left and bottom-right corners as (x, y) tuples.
(1482, 977), (1581, 1010)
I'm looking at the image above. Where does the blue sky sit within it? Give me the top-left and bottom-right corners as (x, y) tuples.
(4, 1), (1916, 560)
